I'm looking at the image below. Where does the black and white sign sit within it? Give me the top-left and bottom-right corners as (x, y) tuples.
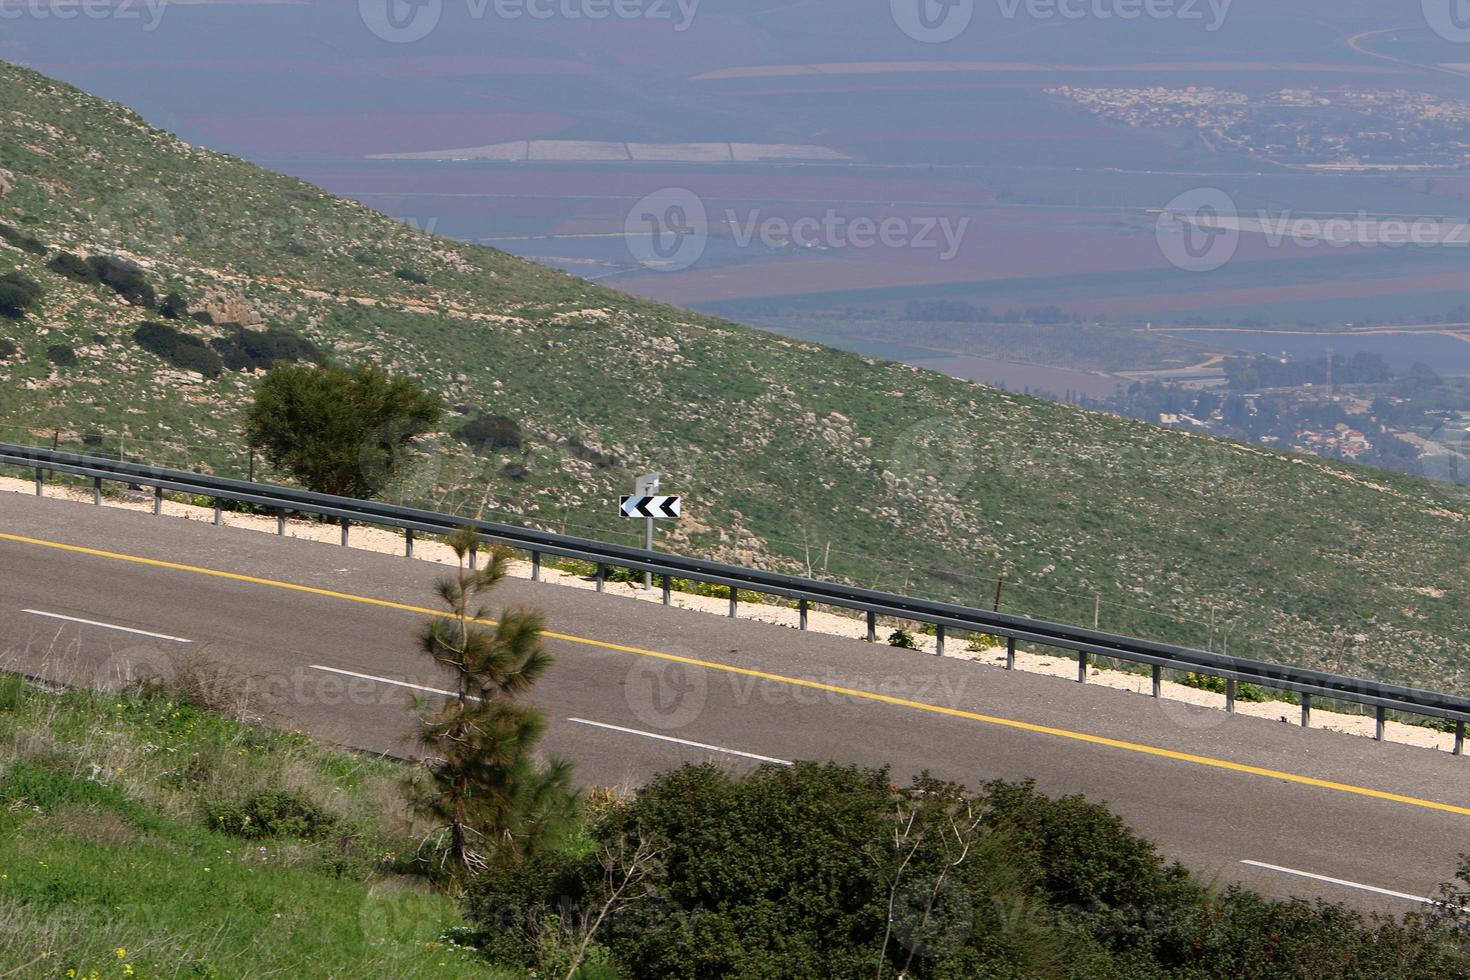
(620, 495), (681, 519)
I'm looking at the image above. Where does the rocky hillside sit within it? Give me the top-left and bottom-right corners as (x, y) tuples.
(1, 61), (1467, 693)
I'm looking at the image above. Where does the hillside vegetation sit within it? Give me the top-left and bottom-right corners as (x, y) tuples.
(2, 62), (1469, 691)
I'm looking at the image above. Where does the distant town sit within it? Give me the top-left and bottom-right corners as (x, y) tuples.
(1049, 85), (1470, 168)
(1081, 352), (1470, 483)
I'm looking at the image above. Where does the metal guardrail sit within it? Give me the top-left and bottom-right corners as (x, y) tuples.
(2, 441), (1466, 754)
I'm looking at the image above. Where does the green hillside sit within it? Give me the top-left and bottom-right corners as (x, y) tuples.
(1, 61), (1468, 692)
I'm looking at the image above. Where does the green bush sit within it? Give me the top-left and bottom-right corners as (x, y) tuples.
(467, 765), (1470, 978)
(203, 789), (337, 840)
(47, 250), (98, 283)
(455, 412), (523, 452)
(393, 267), (428, 285)
(0, 337), (18, 361)
(887, 627), (919, 649)
(965, 632), (1005, 652)
(133, 320), (223, 378)
(210, 324), (322, 372)
(0, 271), (44, 318)
(159, 291), (189, 319)
(0, 221), (47, 255)
(45, 343), (76, 366)
(1182, 672), (1269, 702)
(86, 254), (156, 307)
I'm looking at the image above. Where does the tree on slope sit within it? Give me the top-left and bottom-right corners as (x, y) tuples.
(245, 360), (441, 498)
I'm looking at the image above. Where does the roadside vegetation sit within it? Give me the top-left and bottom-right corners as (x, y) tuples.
(4, 660), (1467, 978)
(0, 673), (491, 977)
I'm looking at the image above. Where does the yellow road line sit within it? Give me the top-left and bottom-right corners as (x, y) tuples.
(3, 528), (1468, 818)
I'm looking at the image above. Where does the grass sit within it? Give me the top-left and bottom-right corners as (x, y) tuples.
(0, 672), (517, 978)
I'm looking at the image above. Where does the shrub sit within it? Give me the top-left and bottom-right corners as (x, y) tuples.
(0, 221), (47, 255)
(210, 324), (322, 372)
(190, 309), (215, 325)
(455, 412), (523, 452)
(468, 765), (1470, 978)
(0, 271), (43, 318)
(965, 632), (1005, 653)
(45, 344), (76, 366)
(393, 267), (428, 285)
(203, 789), (337, 840)
(47, 251), (98, 283)
(86, 254), (156, 307)
(1181, 672), (1269, 702)
(133, 321), (223, 378)
(887, 627), (919, 649)
(159, 291), (189, 320)
(0, 337), (17, 361)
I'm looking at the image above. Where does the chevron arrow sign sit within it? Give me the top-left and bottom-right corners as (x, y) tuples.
(620, 495), (681, 519)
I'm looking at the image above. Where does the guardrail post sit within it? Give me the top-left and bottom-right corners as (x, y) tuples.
(405, 528), (415, 558)
(799, 599), (808, 630)
(92, 476), (102, 505)
(1370, 705), (1385, 741)
(33, 467), (42, 496)
(154, 486), (163, 516)
(213, 499), (222, 526)
(595, 563), (606, 592)
(661, 574), (671, 605)
(1151, 665), (1162, 698)
(1006, 637), (1016, 670)
(866, 611), (876, 643)
(468, 541), (478, 570)
(276, 509), (286, 535)
(935, 625), (945, 657)
(340, 519), (349, 547)
(531, 551), (540, 581)
(728, 587), (738, 619)
(1455, 720), (1465, 757)
(1225, 678), (1236, 714)
(1300, 693), (1312, 728)
(1077, 651), (1088, 683)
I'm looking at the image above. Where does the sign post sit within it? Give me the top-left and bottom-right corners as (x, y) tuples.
(620, 473), (681, 591)
(636, 473), (658, 590)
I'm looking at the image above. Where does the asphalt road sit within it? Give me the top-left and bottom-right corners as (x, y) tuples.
(1, 489), (1467, 915)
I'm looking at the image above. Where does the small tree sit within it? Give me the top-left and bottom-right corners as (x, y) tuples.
(413, 527), (578, 877)
(245, 361), (442, 498)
